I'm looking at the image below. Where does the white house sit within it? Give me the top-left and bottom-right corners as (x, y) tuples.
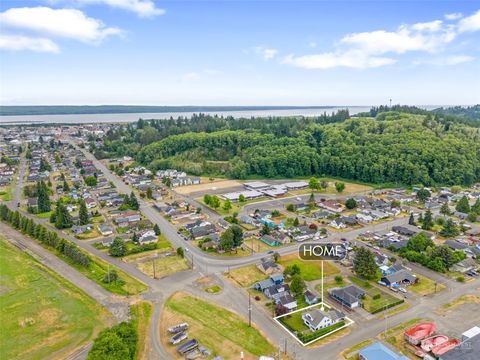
(302, 309), (345, 331)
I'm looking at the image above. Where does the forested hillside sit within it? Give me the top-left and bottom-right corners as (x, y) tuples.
(96, 111), (480, 186)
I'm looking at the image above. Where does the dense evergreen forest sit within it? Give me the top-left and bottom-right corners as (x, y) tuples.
(94, 108), (480, 186)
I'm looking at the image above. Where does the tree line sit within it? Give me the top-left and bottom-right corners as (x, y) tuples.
(0, 204), (91, 268)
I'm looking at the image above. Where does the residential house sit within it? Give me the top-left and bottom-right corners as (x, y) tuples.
(98, 223), (113, 236)
(319, 200), (343, 213)
(275, 293), (297, 311)
(381, 269), (418, 287)
(302, 309), (345, 331)
(257, 258), (281, 275)
(72, 224), (93, 235)
(304, 289), (320, 305)
(329, 285), (365, 309)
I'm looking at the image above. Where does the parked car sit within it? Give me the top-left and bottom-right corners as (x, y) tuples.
(399, 287), (407, 293)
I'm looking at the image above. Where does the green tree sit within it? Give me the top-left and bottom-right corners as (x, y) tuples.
(79, 200), (90, 225)
(129, 192), (139, 210)
(63, 180), (70, 192)
(109, 238), (127, 257)
(472, 198), (480, 214)
(309, 177), (320, 190)
(456, 195), (470, 213)
(335, 182), (345, 193)
(416, 188), (431, 203)
(146, 187), (153, 199)
(439, 219), (460, 238)
(422, 209), (434, 230)
(353, 247), (378, 280)
(176, 247), (184, 258)
(408, 213), (416, 225)
(223, 199), (232, 211)
(440, 202), (450, 217)
(238, 194), (246, 202)
(219, 230), (234, 251)
(37, 181), (51, 213)
(84, 176), (98, 187)
(293, 217), (300, 226)
(286, 203), (294, 212)
(290, 275), (306, 297)
(467, 212), (477, 223)
(153, 223), (161, 236)
(53, 201), (72, 229)
(345, 198), (357, 209)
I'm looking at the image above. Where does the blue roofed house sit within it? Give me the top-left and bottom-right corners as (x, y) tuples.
(359, 342), (409, 360)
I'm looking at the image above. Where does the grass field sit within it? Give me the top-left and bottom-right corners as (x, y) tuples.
(131, 301), (153, 360)
(0, 238), (110, 360)
(226, 264), (267, 287)
(137, 254), (189, 278)
(409, 275), (445, 296)
(197, 196), (267, 216)
(162, 292), (275, 359)
(279, 254), (340, 281)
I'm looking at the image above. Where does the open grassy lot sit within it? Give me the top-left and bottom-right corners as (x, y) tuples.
(409, 275), (445, 296)
(244, 237), (280, 253)
(131, 301), (153, 360)
(136, 253), (189, 278)
(173, 179), (243, 195)
(162, 292), (275, 359)
(279, 254), (340, 281)
(197, 196), (267, 216)
(226, 264), (267, 287)
(0, 239), (110, 360)
(349, 276), (403, 314)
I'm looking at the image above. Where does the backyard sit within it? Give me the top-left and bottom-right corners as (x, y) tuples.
(279, 254), (340, 281)
(349, 276), (404, 314)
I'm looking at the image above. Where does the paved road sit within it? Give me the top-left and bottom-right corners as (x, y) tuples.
(13, 143), (478, 360)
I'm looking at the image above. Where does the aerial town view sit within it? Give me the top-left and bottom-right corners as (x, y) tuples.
(0, 1), (479, 360)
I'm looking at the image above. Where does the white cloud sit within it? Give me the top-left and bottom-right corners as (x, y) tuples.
(445, 12), (462, 21)
(458, 9), (480, 33)
(283, 11), (479, 70)
(253, 46), (278, 61)
(283, 50), (395, 69)
(0, 7), (123, 44)
(181, 72), (200, 82)
(444, 54), (474, 65)
(0, 34), (60, 53)
(75, 0), (165, 18)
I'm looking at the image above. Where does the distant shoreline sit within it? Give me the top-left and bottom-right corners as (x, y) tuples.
(0, 105), (354, 117)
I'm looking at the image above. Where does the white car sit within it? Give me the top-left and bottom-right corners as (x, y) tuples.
(399, 287), (407, 293)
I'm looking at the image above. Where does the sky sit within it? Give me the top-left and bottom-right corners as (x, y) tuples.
(0, 0), (479, 106)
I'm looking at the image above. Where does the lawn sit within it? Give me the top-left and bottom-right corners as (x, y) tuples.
(36, 211), (53, 219)
(0, 238), (111, 360)
(409, 275), (445, 296)
(131, 301), (153, 360)
(0, 188), (12, 201)
(279, 254), (340, 281)
(348, 276), (403, 314)
(227, 264), (268, 287)
(315, 277), (350, 294)
(137, 254), (189, 278)
(163, 292), (275, 359)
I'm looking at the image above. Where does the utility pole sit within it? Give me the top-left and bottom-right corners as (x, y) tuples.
(107, 263), (110, 283)
(248, 294), (252, 327)
(320, 260), (325, 311)
(152, 257), (156, 279)
(284, 338), (287, 354)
